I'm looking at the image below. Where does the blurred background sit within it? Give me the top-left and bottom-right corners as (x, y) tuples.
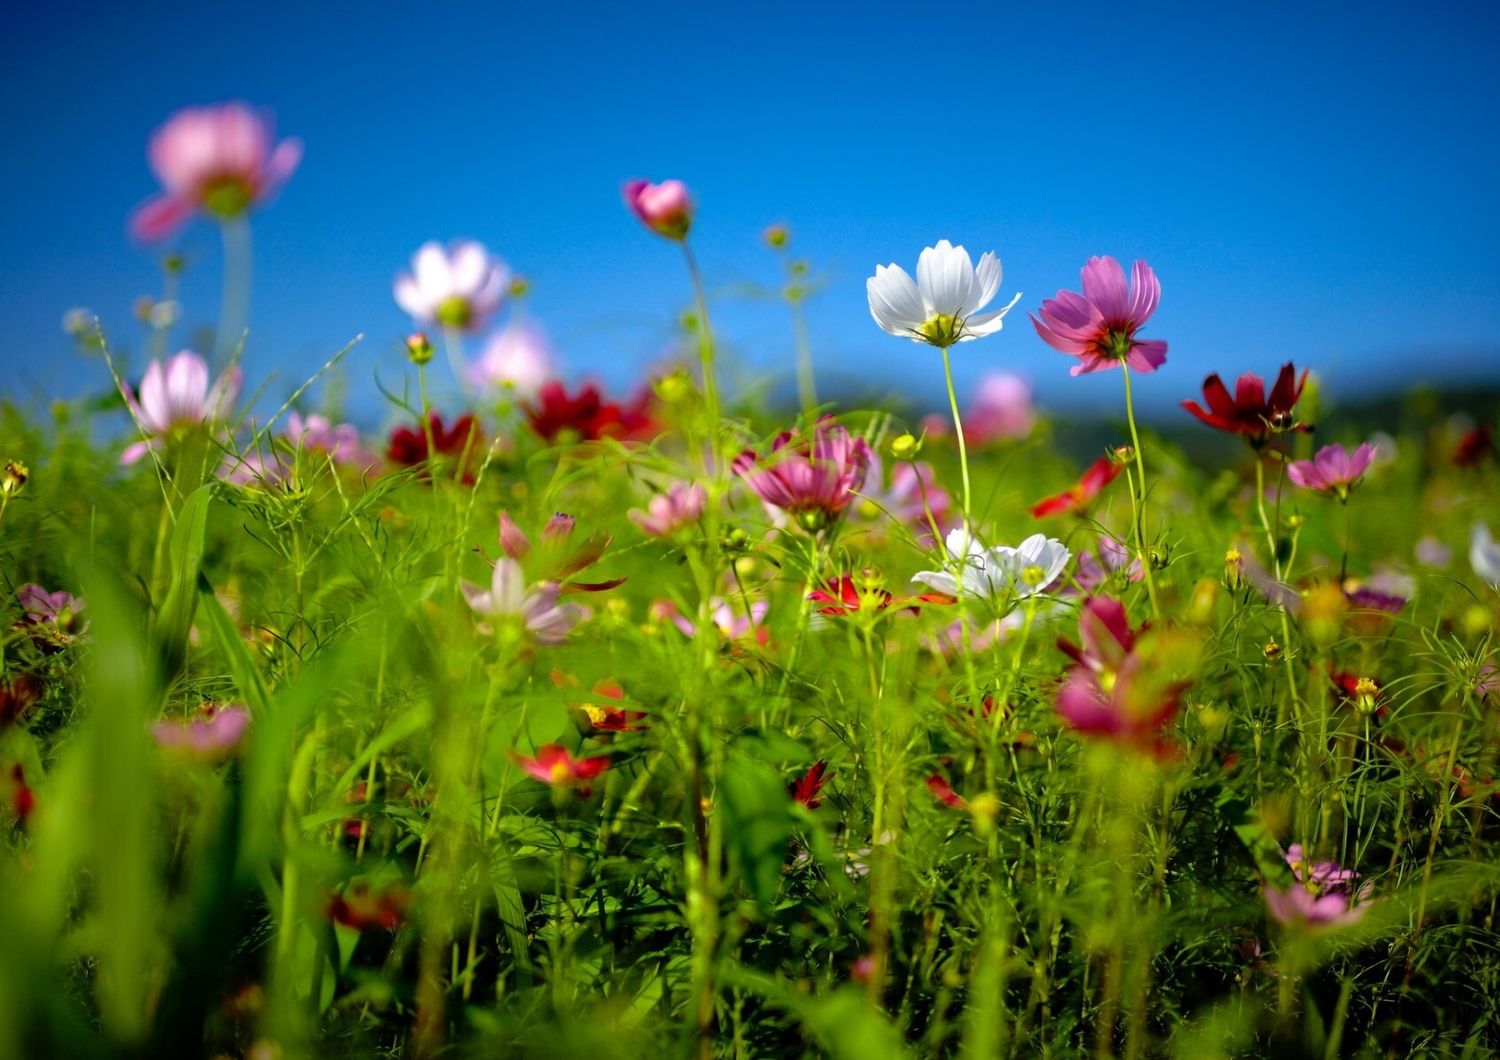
(4, 0), (1499, 424)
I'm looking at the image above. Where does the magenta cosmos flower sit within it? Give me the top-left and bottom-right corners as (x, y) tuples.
(131, 103), (302, 242)
(511, 744), (611, 791)
(1286, 442), (1376, 499)
(630, 481), (707, 538)
(966, 372), (1036, 444)
(121, 351), (241, 464)
(1031, 257), (1167, 376)
(394, 241), (509, 333)
(623, 179), (694, 240)
(733, 421), (872, 532)
(153, 704), (251, 759)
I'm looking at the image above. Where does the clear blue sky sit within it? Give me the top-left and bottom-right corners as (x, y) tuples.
(4, 0), (1499, 424)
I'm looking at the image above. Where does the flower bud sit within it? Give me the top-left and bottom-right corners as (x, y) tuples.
(655, 368), (697, 406)
(763, 223), (789, 249)
(722, 527), (751, 555)
(890, 433), (920, 460)
(623, 179), (694, 241)
(1353, 676), (1379, 715)
(968, 792), (1001, 835)
(405, 332), (434, 365)
(2, 460), (28, 497)
(1224, 548), (1244, 591)
(1461, 604), (1492, 638)
(1263, 641), (1282, 660)
(509, 275), (530, 298)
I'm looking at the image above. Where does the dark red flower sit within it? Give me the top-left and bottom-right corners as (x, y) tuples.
(8, 763), (35, 825)
(327, 881), (410, 931)
(1030, 454), (1124, 518)
(524, 381), (658, 443)
(926, 771), (968, 810)
(1453, 424), (1494, 468)
(0, 675), (40, 728)
(789, 760), (832, 809)
(1181, 362), (1309, 444)
(386, 412), (484, 483)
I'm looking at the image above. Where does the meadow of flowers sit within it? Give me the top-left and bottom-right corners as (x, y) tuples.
(3, 101), (1500, 1059)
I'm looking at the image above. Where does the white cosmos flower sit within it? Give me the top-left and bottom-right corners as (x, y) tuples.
(913, 528), (1071, 599)
(394, 240), (509, 333)
(1471, 523), (1500, 590)
(867, 239), (1021, 347)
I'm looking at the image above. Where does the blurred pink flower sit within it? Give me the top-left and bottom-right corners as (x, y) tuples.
(630, 482), (707, 538)
(17, 584), (84, 628)
(1073, 536), (1143, 593)
(1284, 844), (1356, 893)
(1286, 442), (1376, 497)
(1031, 257), (1167, 376)
(668, 597), (768, 642)
(284, 412), (378, 471)
(120, 351), (240, 464)
(467, 319), (556, 396)
(623, 179), (694, 240)
(857, 454), (952, 539)
(461, 558), (583, 645)
(1262, 883), (1367, 930)
(966, 373), (1035, 443)
(394, 241), (509, 332)
(733, 421), (872, 532)
(131, 102), (302, 241)
(511, 744), (611, 790)
(153, 704), (251, 759)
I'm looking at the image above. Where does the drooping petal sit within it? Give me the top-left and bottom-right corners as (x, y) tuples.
(866, 265), (926, 336)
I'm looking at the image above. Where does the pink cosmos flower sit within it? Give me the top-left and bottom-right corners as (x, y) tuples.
(623, 179), (694, 240)
(1284, 844), (1356, 893)
(284, 412), (378, 471)
(1073, 536), (1143, 593)
(856, 454), (952, 540)
(511, 744), (611, 790)
(120, 351), (241, 464)
(131, 102), (302, 241)
(630, 482), (707, 538)
(1286, 442), (1377, 498)
(668, 597), (769, 642)
(461, 558), (583, 645)
(1262, 883), (1367, 930)
(394, 241), (509, 332)
(1030, 257), (1167, 376)
(966, 373), (1036, 444)
(467, 319), (556, 396)
(153, 704), (251, 759)
(733, 421), (872, 532)
(17, 584), (84, 628)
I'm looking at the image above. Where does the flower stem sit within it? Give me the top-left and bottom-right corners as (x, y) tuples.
(216, 215), (252, 360)
(1120, 365), (1162, 617)
(682, 241), (722, 476)
(940, 345), (971, 522)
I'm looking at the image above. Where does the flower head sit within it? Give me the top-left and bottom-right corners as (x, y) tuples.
(1472, 523), (1500, 590)
(630, 481), (707, 538)
(1030, 453), (1125, 518)
(153, 704), (251, 760)
(511, 744), (611, 790)
(789, 761), (832, 809)
(912, 529), (1071, 600)
(855, 454), (952, 541)
(16, 584), (87, 646)
(623, 179), (694, 240)
(1030, 257), (1166, 375)
(524, 381), (658, 443)
(1181, 362), (1309, 443)
(667, 597), (768, 643)
(807, 574), (908, 618)
(965, 372), (1036, 444)
(327, 881), (411, 931)
(1073, 535), (1143, 593)
(394, 241), (509, 333)
(867, 240), (1020, 347)
(461, 558), (583, 645)
(131, 102), (302, 241)
(1262, 882), (1366, 930)
(120, 351), (241, 464)
(734, 421), (872, 532)
(386, 412), (484, 483)
(497, 511), (623, 592)
(285, 412), (378, 471)
(468, 319), (556, 396)
(1286, 442), (1376, 498)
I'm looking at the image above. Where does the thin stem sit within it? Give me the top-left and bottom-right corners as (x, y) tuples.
(681, 241), (722, 476)
(1120, 364), (1161, 616)
(216, 216), (252, 359)
(939, 345), (971, 522)
(780, 253), (817, 417)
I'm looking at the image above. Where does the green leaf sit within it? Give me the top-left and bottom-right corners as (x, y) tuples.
(719, 747), (796, 912)
(155, 484), (214, 679)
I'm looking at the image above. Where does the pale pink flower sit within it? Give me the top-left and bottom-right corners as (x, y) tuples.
(630, 482), (707, 538)
(1031, 257), (1167, 376)
(120, 351), (241, 464)
(285, 413), (377, 470)
(856, 454), (952, 539)
(1262, 883), (1367, 930)
(468, 319), (556, 396)
(17, 584), (84, 628)
(623, 179), (694, 240)
(131, 103), (302, 241)
(153, 704), (251, 759)
(1286, 442), (1377, 497)
(461, 558), (582, 645)
(1073, 535), (1143, 592)
(394, 241), (509, 332)
(669, 597), (769, 642)
(966, 373), (1035, 443)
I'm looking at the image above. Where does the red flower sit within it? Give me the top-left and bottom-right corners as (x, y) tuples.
(386, 412), (484, 482)
(511, 744), (612, 791)
(327, 881), (410, 931)
(524, 381), (657, 443)
(789, 760), (832, 809)
(1454, 424), (1494, 468)
(926, 771), (968, 810)
(556, 674), (650, 732)
(0, 674), (40, 728)
(8, 763), (35, 824)
(1181, 362), (1309, 444)
(1030, 454), (1124, 518)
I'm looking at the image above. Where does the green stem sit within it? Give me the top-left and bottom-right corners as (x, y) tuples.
(216, 215), (252, 359)
(1120, 364), (1161, 617)
(682, 241), (722, 477)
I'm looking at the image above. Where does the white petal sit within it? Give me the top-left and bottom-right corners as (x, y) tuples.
(965, 251), (1001, 315)
(412, 242), (452, 302)
(394, 275), (432, 319)
(491, 558), (527, 613)
(866, 264), (926, 335)
(1472, 523), (1500, 589)
(958, 291), (1022, 340)
(916, 240), (974, 317)
(911, 570), (958, 596)
(448, 240), (492, 298)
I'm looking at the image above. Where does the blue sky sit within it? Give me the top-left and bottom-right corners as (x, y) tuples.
(4, 0), (1498, 424)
